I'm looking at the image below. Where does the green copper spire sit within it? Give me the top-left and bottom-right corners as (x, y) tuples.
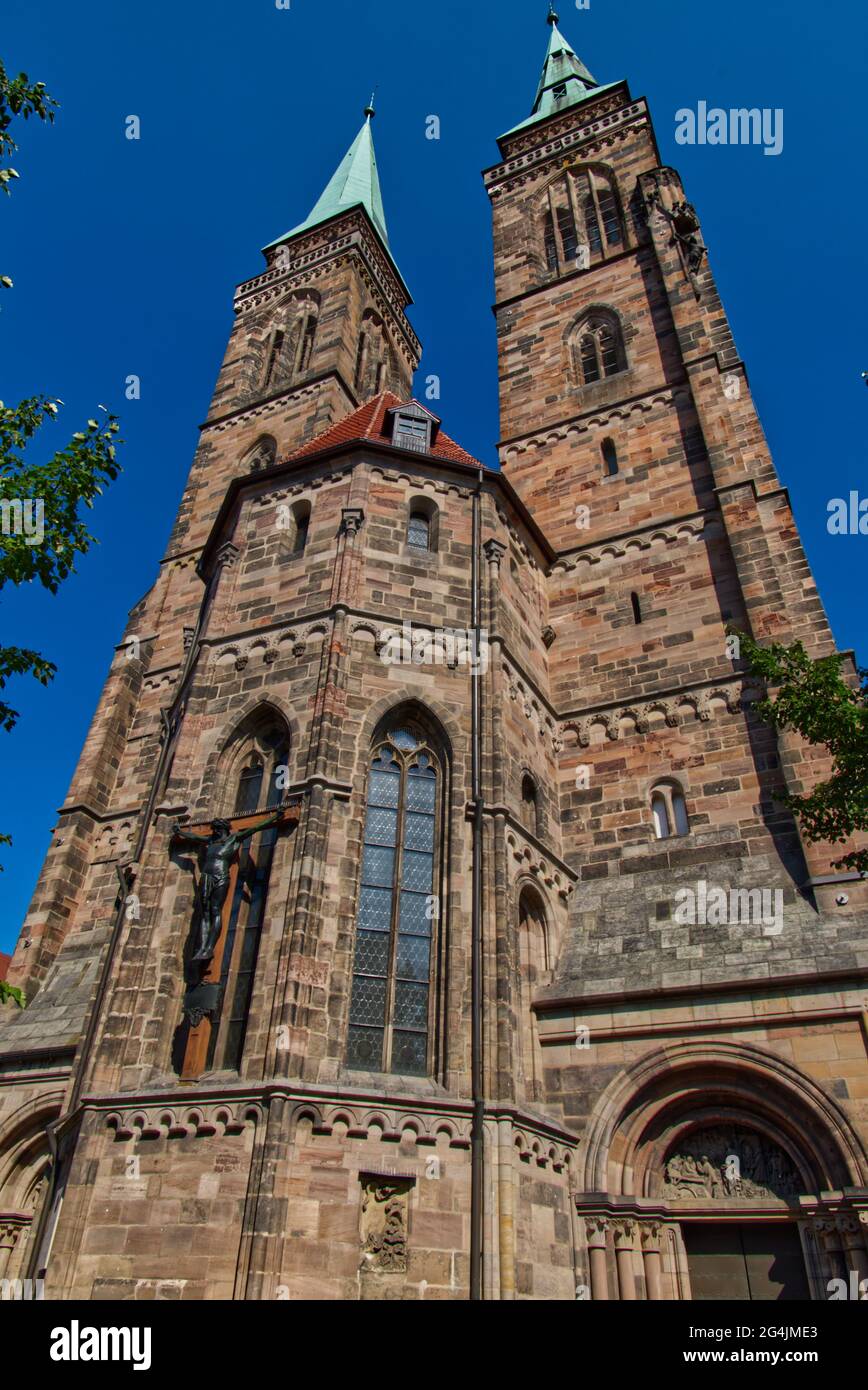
(266, 103), (390, 251)
(501, 10), (616, 138)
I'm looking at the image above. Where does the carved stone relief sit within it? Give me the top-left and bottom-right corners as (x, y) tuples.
(359, 1175), (412, 1274)
(661, 1126), (801, 1200)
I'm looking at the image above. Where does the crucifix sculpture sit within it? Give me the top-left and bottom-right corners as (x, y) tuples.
(172, 811), (282, 965)
(170, 801), (300, 1079)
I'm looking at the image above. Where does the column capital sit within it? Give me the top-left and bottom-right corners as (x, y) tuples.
(482, 538), (507, 567)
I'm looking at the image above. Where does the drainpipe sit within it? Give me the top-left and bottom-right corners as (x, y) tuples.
(28, 557), (221, 1280)
(469, 466), (485, 1299)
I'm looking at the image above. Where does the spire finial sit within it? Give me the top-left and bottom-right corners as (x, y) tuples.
(364, 89), (376, 120)
(547, 4), (559, 24)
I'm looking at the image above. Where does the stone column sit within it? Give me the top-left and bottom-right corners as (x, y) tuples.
(640, 1221), (664, 1300)
(585, 1216), (609, 1301)
(812, 1217), (848, 1287)
(612, 1219), (638, 1300)
(839, 1216), (868, 1289)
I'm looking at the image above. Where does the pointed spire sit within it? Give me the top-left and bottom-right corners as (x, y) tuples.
(532, 11), (598, 118)
(266, 102), (390, 252)
(501, 9), (609, 138)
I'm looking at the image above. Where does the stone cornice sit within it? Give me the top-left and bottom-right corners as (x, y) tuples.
(534, 965), (868, 1014)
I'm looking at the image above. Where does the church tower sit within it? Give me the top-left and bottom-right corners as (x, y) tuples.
(484, 7), (868, 1299)
(0, 14), (866, 1304)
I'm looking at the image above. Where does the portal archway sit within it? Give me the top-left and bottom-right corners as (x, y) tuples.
(576, 1043), (868, 1300)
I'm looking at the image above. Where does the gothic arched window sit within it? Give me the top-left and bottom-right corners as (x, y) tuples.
(244, 435), (277, 473)
(347, 721), (442, 1077)
(543, 167), (625, 275)
(574, 312), (626, 386)
(262, 293), (319, 391)
(651, 780), (690, 840)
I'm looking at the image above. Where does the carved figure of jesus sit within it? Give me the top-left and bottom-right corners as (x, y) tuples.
(172, 812), (281, 964)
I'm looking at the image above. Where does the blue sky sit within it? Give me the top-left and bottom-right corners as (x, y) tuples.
(1, 0), (866, 953)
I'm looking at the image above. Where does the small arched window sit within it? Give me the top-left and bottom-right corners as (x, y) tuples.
(347, 719), (443, 1077)
(631, 591), (642, 625)
(602, 438), (618, 477)
(284, 501), (310, 557)
(407, 511), (430, 551)
(244, 435), (277, 473)
(651, 781), (690, 840)
(406, 498), (438, 553)
(520, 774), (540, 836)
(575, 313), (625, 386)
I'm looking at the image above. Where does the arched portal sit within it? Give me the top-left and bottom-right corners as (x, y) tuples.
(576, 1043), (868, 1301)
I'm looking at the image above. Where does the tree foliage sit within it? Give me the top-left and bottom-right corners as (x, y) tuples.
(0, 979), (24, 1008)
(736, 631), (868, 874)
(1, 60), (122, 869)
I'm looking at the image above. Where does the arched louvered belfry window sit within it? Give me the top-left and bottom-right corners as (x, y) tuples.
(543, 167), (625, 275)
(575, 312), (626, 386)
(347, 719), (443, 1077)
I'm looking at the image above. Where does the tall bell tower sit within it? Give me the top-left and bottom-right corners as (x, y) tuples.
(485, 8), (864, 901)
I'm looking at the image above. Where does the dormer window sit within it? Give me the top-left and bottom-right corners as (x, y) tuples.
(394, 413), (431, 452)
(396, 414), (430, 447)
(387, 402), (440, 455)
(552, 83), (567, 102)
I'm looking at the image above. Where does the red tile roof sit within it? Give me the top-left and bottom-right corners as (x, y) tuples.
(285, 391), (486, 470)
(0, 952), (11, 982)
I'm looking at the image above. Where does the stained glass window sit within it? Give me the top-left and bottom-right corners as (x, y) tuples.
(347, 728), (440, 1076)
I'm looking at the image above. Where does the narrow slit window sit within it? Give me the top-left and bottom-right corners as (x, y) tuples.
(602, 438), (619, 476)
(631, 592), (642, 625)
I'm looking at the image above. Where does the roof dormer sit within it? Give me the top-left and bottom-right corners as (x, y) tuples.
(386, 400), (441, 454)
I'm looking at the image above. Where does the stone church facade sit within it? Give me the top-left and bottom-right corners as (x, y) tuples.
(1, 14), (866, 1301)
